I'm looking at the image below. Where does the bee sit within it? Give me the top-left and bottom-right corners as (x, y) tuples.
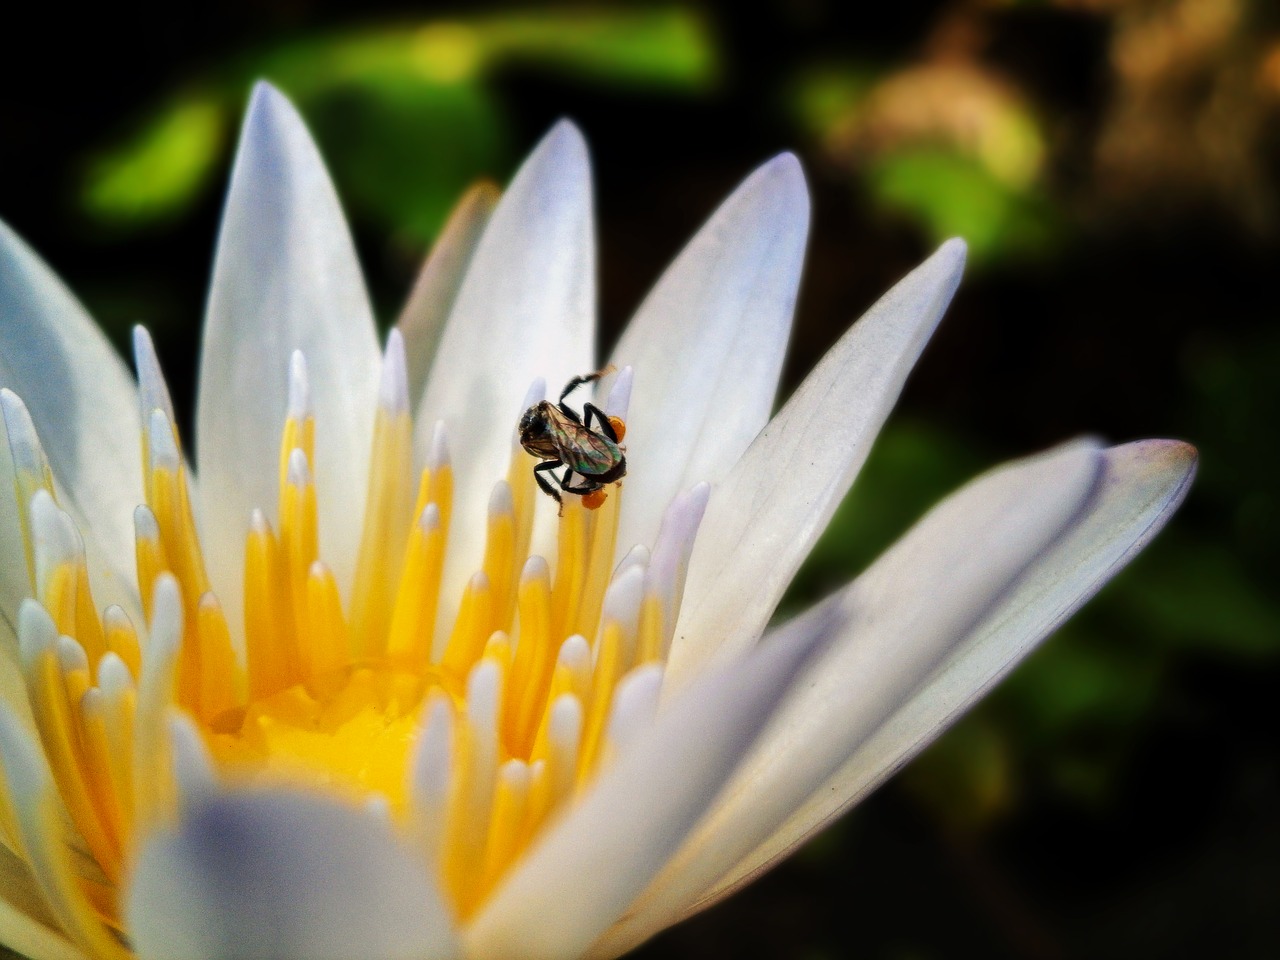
(519, 370), (626, 513)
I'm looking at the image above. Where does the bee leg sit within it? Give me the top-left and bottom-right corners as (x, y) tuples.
(557, 401), (583, 426)
(561, 470), (603, 496)
(559, 370), (607, 404)
(533, 460), (565, 507)
(582, 403), (618, 442)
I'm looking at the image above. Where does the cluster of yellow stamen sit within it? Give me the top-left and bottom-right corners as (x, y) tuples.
(0, 326), (708, 945)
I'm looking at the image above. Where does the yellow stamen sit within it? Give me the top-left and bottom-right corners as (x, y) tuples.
(387, 505), (445, 667)
(504, 558), (554, 759)
(440, 572), (492, 680)
(1, 352), (706, 924)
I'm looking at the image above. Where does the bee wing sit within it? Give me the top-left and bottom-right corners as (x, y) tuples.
(560, 420), (620, 476)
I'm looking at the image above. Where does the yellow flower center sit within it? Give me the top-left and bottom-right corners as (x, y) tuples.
(1, 332), (704, 928)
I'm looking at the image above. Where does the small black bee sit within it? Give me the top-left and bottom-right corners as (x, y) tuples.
(519, 371), (626, 512)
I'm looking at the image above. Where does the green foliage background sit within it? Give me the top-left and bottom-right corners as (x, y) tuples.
(1, 2), (1276, 957)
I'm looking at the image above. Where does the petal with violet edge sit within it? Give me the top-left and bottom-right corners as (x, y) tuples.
(0, 222), (143, 620)
(414, 120), (594, 647)
(464, 596), (845, 960)
(669, 238), (967, 691)
(686, 438), (1199, 918)
(197, 82), (380, 637)
(607, 153), (809, 558)
(126, 790), (461, 960)
(592, 438), (1108, 956)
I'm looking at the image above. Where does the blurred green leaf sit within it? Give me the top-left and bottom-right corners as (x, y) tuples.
(82, 93), (226, 224)
(79, 9), (717, 234)
(463, 9), (717, 88)
(788, 65), (878, 137)
(868, 148), (1058, 264)
(305, 80), (503, 243)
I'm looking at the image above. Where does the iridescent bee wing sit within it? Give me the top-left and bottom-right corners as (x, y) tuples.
(554, 416), (622, 477)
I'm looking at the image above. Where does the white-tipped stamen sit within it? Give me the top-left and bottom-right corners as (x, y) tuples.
(286, 447), (311, 488)
(146, 408), (181, 474)
(605, 365), (633, 419)
(408, 691), (454, 861)
(1, 388), (53, 487)
(166, 711), (216, 806)
(17, 598), (57, 670)
(288, 350), (312, 421)
(546, 692), (583, 806)
(97, 651), (134, 698)
(132, 326), (177, 427)
(615, 544), (650, 577)
(380, 329), (410, 416)
(133, 504), (160, 544)
(600, 563), (646, 644)
(603, 664), (664, 760)
(0, 704), (127, 959)
(427, 420), (451, 471)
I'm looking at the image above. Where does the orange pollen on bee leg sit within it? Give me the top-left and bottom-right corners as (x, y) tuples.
(608, 415), (626, 442)
(0, 352), (705, 930)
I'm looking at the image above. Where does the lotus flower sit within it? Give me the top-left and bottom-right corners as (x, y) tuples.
(0, 82), (1194, 960)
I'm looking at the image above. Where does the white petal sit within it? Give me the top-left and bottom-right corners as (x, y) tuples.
(127, 789), (461, 960)
(397, 183), (500, 407)
(463, 596), (843, 960)
(0, 220), (142, 614)
(693, 438), (1198, 912)
(608, 154), (809, 557)
(415, 121), (594, 630)
(197, 82), (380, 633)
(591, 439), (1105, 956)
(668, 239), (966, 690)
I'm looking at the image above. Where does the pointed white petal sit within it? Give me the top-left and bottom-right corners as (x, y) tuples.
(464, 598), (843, 960)
(668, 240), (967, 690)
(398, 183), (500, 406)
(197, 82), (380, 630)
(0, 221), (143, 614)
(591, 439), (1105, 956)
(415, 121), (594, 628)
(608, 155), (809, 557)
(127, 789), (461, 960)
(691, 439), (1198, 912)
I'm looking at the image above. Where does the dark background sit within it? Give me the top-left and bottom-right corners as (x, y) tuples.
(1, 1), (1276, 957)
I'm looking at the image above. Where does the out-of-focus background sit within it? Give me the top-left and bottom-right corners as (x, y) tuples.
(1, 1), (1276, 957)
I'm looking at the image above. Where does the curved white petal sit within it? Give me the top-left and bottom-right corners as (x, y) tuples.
(127, 789), (460, 960)
(197, 82), (380, 636)
(414, 121), (594, 635)
(669, 239), (967, 691)
(591, 439), (1105, 957)
(690, 438), (1198, 913)
(608, 154), (809, 558)
(0, 221), (142, 616)
(397, 183), (499, 407)
(464, 597), (844, 960)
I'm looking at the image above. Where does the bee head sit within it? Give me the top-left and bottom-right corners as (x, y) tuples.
(518, 401), (560, 459)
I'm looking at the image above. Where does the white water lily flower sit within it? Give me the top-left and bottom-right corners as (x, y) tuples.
(0, 81), (1194, 960)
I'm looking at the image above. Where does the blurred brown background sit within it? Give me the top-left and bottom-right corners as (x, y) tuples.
(1, 1), (1276, 957)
